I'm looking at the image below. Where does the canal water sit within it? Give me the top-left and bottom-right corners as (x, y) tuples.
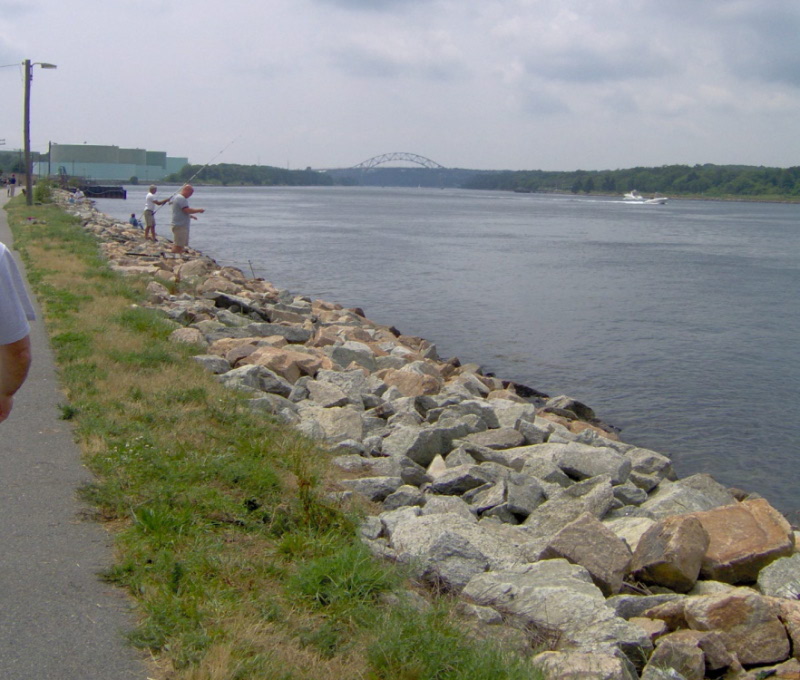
(95, 186), (800, 516)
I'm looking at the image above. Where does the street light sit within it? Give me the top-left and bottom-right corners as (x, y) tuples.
(23, 59), (57, 206)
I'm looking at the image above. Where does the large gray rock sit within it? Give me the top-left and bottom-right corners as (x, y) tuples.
(630, 515), (710, 593)
(639, 479), (734, 519)
(677, 474), (737, 508)
(757, 553), (800, 599)
(428, 464), (496, 496)
(462, 427), (526, 451)
(382, 485), (426, 511)
(420, 496), (475, 520)
(626, 447), (676, 491)
(303, 405), (365, 443)
(191, 353), (231, 374)
(505, 472), (546, 517)
(523, 475), (615, 541)
(389, 513), (529, 570)
(306, 380), (351, 408)
(533, 651), (638, 680)
(382, 426), (446, 466)
(315, 368), (370, 400)
(217, 364), (293, 397)
(541, 513), (633, 596)
(546, 395), (596, 421)
(489, 401), (539, 428)
(430, 399), (500, 429)
(606, 593), (684, 620)
(327, 341), (377, 372)
(604, 516), (657, 553)
(554, 442), (631, 485)
(338, 476), (403, 502)
(420, 531), (490, 593)
(463, 560), (653, 666)
(463, 442), (564, 472)
(247, 322), (312, 344)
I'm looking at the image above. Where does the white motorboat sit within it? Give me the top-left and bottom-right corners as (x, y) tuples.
(623, 190), (668, 204)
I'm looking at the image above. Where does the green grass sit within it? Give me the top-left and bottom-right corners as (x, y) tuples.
(5, 195), (545, 680)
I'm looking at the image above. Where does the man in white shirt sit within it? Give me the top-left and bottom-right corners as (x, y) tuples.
(0, 241), (35, 422)
(143, 185), (169, 241)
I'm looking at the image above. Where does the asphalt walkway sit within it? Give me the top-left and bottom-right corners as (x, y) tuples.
(0, 195), (148, 679)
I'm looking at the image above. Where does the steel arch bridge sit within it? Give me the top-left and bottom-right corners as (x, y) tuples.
(350, 152), (446, 170)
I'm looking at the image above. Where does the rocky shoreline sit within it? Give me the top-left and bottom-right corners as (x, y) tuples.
(66, 191), (800, 680)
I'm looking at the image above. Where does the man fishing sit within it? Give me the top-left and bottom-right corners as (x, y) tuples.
(170, 184), (205, 254)
(143, 185), (169, 241)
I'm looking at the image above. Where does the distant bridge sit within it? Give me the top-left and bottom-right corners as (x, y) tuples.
(350, 152), (446, 170)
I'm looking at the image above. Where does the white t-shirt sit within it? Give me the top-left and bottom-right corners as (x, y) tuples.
(144, 192), (158, 212)
(0, 243), (36, 345)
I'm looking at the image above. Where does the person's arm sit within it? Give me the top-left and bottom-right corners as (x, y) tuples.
(182, 206), (205, 215)
(0, 335), (32, 422)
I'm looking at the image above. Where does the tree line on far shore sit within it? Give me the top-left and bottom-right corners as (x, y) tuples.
(165, 163), (333, 187)
(462, 163), (800, 199)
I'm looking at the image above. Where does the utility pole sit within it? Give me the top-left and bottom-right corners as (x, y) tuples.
(23, 59), (32, 205)
(22, 59), (57, 206)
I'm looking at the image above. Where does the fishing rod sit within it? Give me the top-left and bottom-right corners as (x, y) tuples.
(153, 135), (240, 213)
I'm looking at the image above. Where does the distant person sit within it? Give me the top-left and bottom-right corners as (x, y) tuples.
(129, 213), (142, 229)
(7, 174), (17, 197)
(170, 184), (204, 254)
(0, 241), (35, 423)
(143, 185), (169, 242)
(73, 188), (85, 202)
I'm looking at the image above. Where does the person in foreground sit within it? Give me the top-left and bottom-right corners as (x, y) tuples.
(170, 184), (205, 254)
(143, 184), (169, 241)
(0, 241), (35, 423)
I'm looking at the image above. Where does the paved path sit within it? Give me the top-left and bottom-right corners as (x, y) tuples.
(0, 196), (148, 679)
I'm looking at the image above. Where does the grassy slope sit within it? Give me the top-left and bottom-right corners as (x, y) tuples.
(5, 195), (543, 680)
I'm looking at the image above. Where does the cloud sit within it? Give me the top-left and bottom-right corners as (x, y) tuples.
(330, 34), (466, 81)
(526, 42), (676, 83)
(312, 0), (435, 10)
(722, 5), (800, 87)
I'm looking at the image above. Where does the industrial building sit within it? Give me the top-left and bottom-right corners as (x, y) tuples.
(33, 143), (188, 182)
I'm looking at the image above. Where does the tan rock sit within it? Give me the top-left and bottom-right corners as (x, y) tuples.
(691, 498), (795, 584)
(684, 590), (790, 666)
(604, 516), (656, 553)
(168, 327), (207, 348)
(208, 337), (261, 356)
(540, 512), (633, 596)
(657, 629), (734, 672)
(176, 258), (214, 278)
(225, 344), (258, 366)
(485, 388), (527, 403)
(631, 515), (710, 593)
(533, 651), (638, 680)
(772, 598), (800, 661)
(629, 616), (668, 642)
(269, 308), (307, 324)
(154, 268), (175, 284)
(241, 346), (324, 383)
(383, 369), (442, 397)
(197, 275), (240, 294)
(643, 599), (689, 631)
(645, 634), (706, 680)
(312, 406), (364, 443)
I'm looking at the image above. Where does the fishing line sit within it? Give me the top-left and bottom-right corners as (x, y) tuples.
(153, 134), (241, 213)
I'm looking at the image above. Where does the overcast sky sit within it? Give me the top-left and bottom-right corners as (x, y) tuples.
(1, 0), (799, 171)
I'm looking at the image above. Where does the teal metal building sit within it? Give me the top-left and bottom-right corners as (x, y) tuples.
(33, 143), (188, 182)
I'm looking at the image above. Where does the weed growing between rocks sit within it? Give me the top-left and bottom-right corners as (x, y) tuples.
(6, 199), (545, 680)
